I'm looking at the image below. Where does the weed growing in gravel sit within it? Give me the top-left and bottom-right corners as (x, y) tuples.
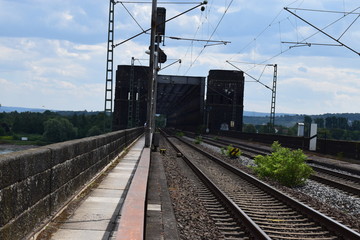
(252, 141), (313, 187)
(194, 136), (203, 144)
(176, 132), (184, 137)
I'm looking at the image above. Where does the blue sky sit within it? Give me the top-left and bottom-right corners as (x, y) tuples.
(0, 0), (359, 114)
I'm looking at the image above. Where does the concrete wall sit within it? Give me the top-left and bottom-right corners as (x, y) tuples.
(0, 127), (143, 240)
(317, 138), (360, 160)
(219, 130), (309, 149)
(220, 131), (360, 160)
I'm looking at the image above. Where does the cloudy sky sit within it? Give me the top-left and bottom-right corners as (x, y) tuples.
(0, 0), (359, 114)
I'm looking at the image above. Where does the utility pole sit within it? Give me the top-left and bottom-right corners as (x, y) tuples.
(127, 57), (135, 128)
(145, 0), (158, 147)
(269, 64), (277, 130)
(226, 61), (278, 131)
(104, 0), (115, 132)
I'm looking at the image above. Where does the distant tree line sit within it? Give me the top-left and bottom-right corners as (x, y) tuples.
(0, 111), (112, 144)
(243, 115), (360, 141)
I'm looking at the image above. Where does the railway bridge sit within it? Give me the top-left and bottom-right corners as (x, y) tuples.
(1, 65), (360, 239)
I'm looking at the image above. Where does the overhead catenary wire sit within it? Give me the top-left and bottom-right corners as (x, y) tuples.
(113, 1), (207, 48)
(167, 35), (230, 44)
(285, 7), (360, 15)
(338, 13), (360, 40)
(284, 6), (360, 56)
(120, 2), (145, 32)
(115, 1), (202, 4)
(226, 61), (273, 91)
(228, 1), (359, 71)
(227, 0), (299, 62)
(183, 0), (234, 75)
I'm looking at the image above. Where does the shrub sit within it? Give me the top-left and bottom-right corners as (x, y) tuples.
(221, 145), (242, 158)
(252, 141), (313, 187)
(176, 131), (184, 137)
(194, 136), (202, 144)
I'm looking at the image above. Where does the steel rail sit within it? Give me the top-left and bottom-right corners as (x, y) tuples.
(162, 133), (271, 240)
(175, 135), (360, 240)
(200, 134), (360, 197)
(311, 165), (360, 182)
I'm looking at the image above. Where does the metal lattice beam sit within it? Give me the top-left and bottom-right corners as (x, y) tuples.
(104, 0), (115, 130)
(269, 64), (277, 129)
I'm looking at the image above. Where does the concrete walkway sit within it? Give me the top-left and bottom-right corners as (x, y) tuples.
(50, 137), (145, 240)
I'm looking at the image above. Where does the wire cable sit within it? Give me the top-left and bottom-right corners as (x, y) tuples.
(184, 0), (234, 75)
(120, 2), (145, 32)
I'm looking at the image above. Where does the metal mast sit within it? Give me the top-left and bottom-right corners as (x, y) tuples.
(145, 0), (158, 147)
(127, 57), (135, 128)
(269, 64), (277, 129)
(104, 0), (115, 130)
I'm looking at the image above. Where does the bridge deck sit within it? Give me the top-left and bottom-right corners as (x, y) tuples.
(50, 136), (147, 240)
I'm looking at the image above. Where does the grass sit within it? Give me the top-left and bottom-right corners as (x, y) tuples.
(0, 134), (48, 146)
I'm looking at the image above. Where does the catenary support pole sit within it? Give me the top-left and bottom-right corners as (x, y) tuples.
(145, 0), (158, 147)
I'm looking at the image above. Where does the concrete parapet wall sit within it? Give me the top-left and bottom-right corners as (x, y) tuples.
(219, 130), (309, 149)
(317, 138), (360, 160)
(0, 127), (143, 240)
(220, 131), (360, 160)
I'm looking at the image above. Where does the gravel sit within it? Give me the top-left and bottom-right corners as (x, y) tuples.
(160, 137), (224, 239)
(196, 139), (360, 231)
(294, 180), (360, 216)
(166, 136), (360, 234)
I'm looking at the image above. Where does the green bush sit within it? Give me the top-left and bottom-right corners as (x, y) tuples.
(0, 127), (5, 136)
(221, 145), (242, 158)
(194, 136), (202, 144)
(252, 141), (313, 187)
(176, 131), (184, 137)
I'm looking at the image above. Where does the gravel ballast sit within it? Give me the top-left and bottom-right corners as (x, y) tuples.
(160, 135), (360, 237)
(198, 139), (360, 230)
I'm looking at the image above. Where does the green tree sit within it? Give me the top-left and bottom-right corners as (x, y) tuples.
(243, 124), (256, 133)
(304, 115), (312, 136)
(325, 116), (336, 129)
(338, 117), (349, 130)
(352, 120), (360, 131)
(43, 118), (77, 142)
(314, 118), (324, 128)
(87, 126), (103, 137)
(330, 128), (345, 140)
(317, 128), (331, 139)
(0, 126), (5, 136)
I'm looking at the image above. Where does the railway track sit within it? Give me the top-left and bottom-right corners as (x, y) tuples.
(197, 134), (360, 198)
(162, 131), (360, 239)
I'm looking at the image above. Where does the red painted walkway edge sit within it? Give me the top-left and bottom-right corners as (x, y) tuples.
(116, 147), (151, 240)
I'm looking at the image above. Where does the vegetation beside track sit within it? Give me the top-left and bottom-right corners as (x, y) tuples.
(252, 141), (314, 187)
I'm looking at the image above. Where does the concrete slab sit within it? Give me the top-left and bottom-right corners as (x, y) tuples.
(117, 160), (138, 164)
(90, 189), (123, 198)
(51, 229), (110, 240)
(60, 219), (111, 231)
(148, 204), (161, 211)
(106, 171), (133, 177)
(65, 201), (117, 217)
(98, 176), (132, 189)
(113, 166), (135, 170)
(86, 196), (120, 204)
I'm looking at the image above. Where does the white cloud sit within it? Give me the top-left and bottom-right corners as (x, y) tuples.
(0, 0), (359, 114)
(0, 36), (107, 110)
